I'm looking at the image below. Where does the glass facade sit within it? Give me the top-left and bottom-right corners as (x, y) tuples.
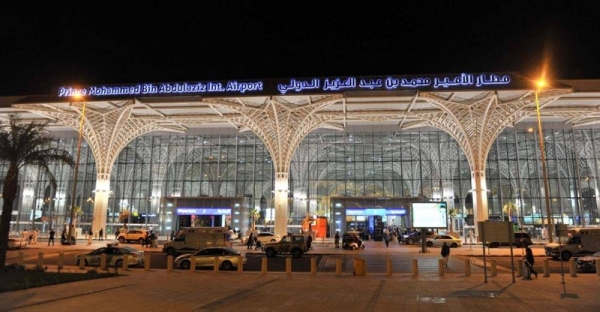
(3, 126), (599, 237)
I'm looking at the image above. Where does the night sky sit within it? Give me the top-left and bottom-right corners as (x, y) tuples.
(2, 1), (599, 96)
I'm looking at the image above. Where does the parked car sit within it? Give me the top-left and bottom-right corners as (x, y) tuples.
(488, 232), (533, 248)
(255, 232), (281, 244)
(174, 247), (246, 270)
(402, 230), (435, 244)
(576, 251), (600, 273)
(8, 235), (27, 249)
(117, 229), (148, 244)
(75, 244), (145, 267)
(426, 234), (462, 248)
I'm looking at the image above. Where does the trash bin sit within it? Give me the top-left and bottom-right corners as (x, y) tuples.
(522, 262), (531, 280)
(353, 257), (366, 276)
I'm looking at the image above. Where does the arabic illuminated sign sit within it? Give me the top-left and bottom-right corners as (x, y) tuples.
(346, 208), (406, 216)
(176, 208), (232, 215)
(57, 72), (516, 98)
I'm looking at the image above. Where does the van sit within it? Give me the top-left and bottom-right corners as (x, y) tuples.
(545, 227), (600, 261)
(162, 227), (228, 256)
(488, 232), (532, 248)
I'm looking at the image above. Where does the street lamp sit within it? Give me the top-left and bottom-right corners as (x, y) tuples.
(534, 79), (554, 243)
(67, 91), (87, 244)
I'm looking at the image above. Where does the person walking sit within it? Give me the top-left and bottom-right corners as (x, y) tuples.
(383, 230), (390, 248)
(247, 233), (254, 249)
(525, 246), (538, 278)
(441, 242), (451, 267)
(99, 228), (104, 241)
(334, 231), (340, 248)
(48, 229), (55, 246)
(87, 228), (93, 245)
(307, 234), (313, 250)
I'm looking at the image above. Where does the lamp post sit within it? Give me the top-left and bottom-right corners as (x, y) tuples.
(534, 80), (554, 243)
(67, 92), (87, 244)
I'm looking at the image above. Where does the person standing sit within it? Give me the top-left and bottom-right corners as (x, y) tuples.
(334, 231), (340, 248)
(441, 242), (451, 267)
(99, 228), (104, 241)
(87, 228), (93, 245)
(525, 246), (538, 278)
(307, 234), (313, 250)
(48, 229), (55, 246)
(247, 233), (254, 249)
(383, 230), (390, 248)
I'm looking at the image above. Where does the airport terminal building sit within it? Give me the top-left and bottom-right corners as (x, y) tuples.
(1, 72), (599, 239)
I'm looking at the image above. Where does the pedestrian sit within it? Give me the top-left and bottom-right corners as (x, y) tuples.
(384, 230), (390, 248)
(542, 227), (548, 240)
(170, 230), (175, 241)
(99, 228), (104, 241)
(441, 242), (450, 267)
(142, 231), (149, 247)
(115, 229), (120, 240)
(334, 231), (340, 248)
(48, 228), (55, 246)
(307, 234), (313, 250)
(87, 228), (93, 245)
(33, 230), (38, 244)
(247, 233), (254, 249)
(524, 246), (538, 278)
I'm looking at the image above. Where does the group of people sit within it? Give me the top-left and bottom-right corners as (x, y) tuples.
(21, 229), (39, 245)
(246, 233), (262, 250)
(142, 231), (158, 248)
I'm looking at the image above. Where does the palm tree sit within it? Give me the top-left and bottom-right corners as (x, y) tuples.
(448, 207), (458, 232)
(0, 118), (74, 270)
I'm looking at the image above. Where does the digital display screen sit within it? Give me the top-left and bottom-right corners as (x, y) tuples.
(411, 202), (447, 229)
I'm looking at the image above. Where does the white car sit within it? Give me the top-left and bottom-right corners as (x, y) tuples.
(255, 232), (281, 244)
(426, 234), (462, 248)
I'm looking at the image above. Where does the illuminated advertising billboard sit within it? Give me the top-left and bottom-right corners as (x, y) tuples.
(410, 202), (447, 229)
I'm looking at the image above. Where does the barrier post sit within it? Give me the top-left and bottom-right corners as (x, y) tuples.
(569, 258), (577, 277)
(516, 259), (523, 277)
(261, 257), (267, 275)
(167, 255), (173, 272)
(100, 254), (107, 270)
(237, 256), (243, 273)
(17, 251), (24, 266)
(490, 259), (497, 276)
(412, 259), (418, 276)
(79, 256), (85, 269)
(464, 258), (471, 276)
(58, 252), (64, 271)
(353, 258), (366, 276)
(335, 258), (342, 276)
(214, 256), (220, 273)
(122, 254), (129, 271)
(310, 257), (316, 275)
(597, 259), (600, 277)
(37, 252), (44, 268)
(144, 253), (151, 271)
(286, 257), (292, 276)
(438, 258), (445, 276)
(190, 256), (196, 272)
(543, 259), (550, 277)
(386, 258), (393, 276)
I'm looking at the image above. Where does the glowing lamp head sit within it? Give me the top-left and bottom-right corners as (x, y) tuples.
(72, 90), (84, 100)
(536, 80), (546, 89)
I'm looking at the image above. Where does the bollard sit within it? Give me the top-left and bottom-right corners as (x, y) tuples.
(214, 256), (220, 273)
(144, 253), (151, 271)
(79, 256), (85, 269)
(58, 252), (64, 270)
(167, 255), (173, 272)
(261, 257), (268, 275)
(569, 258), (577, 277)
(489, 259), (496, 276)
(122, 254), (129, 271)
(516, 259), (523, 277)
(17, 251), (24, 266)
(190, 256), (196, 272)
(237, 255), (243, 273)
(335, 258), (342, 276)
(386, 258), (393, 276)
(543, 259), (550, 277)
(37, 252), (44, 268)
(412, 259), (419, 276)
(464, 258), (471, 276)
(100, 254), (107, 270)
(310, 257), (316, 275)
(438, 258), (445, 276)
(597, 259), (600, 277)
(353, 258), (366, 276)
(286, 257), (292, 276)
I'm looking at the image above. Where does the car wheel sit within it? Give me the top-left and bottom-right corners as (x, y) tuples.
(138, 238), (145, 244)
(451, 243), (458, 248)
(266, 248), (276, 258)
(292, 249), (302, 258)
(351, 244), (357, 250)
(270, 239), (276, 242)
(180, 260), (191, 270)
(220, 261), (233, 270)
(115, 259), (124, 268)
(426, 241), (433, 247)
(118, 237), (125, 243)
(561, 251), (572, 261)
(407, 239), (414, 245)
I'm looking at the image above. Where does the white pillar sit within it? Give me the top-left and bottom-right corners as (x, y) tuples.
(274, 172), (289, 238)
(92, 176), (110, 234)
(471, 169), (488, 238)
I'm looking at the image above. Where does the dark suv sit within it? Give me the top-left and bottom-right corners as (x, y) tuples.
(488, 232), (532, 248)
(402, 230), (435, 244)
